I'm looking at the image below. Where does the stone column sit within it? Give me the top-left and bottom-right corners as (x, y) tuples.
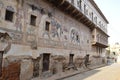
(20, 59), (33, 80)
(56, 62), (63, 73)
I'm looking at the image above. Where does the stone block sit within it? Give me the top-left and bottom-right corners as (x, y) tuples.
(20, 60), (33, 80)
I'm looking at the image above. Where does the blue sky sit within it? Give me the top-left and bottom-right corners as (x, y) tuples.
(94, 0), (120, 44)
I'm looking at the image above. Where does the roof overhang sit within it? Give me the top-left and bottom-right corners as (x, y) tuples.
(89, 0), (109, 24)
(44, 0), (96, 30)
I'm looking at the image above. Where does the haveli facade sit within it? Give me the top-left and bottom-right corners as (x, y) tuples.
(0, 0), (109, 79)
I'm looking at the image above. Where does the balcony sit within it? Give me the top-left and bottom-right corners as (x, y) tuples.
(92, 40), (108, 48)
(92, 30), (108, 48)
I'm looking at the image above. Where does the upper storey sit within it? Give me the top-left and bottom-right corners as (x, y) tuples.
(46, 0), (109, 35)
(67, 0), (109, 33)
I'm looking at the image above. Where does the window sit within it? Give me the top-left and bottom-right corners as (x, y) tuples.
(45, 21), (50, 31)
(84, 4), (86, 14)
(84, 4), (88, 15)
(76, 35), (79, 41)
(94, 17), (97, 24)
(99, 21), (101, 27)
(91, 12), (93, 21)
(77, 0), (82, 10)
(5, 9), (14, 22)
(30, 15), (36, 26)
(71, 0), (74, 4)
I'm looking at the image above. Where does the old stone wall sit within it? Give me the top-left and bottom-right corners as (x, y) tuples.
(0, 55), (34, 80)
(0, 0), (92, 57)
(0, 0), (107, 79)
(20, 59), (33, 80)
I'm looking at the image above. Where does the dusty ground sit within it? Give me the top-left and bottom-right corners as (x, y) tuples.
(62, 63), (120, 80)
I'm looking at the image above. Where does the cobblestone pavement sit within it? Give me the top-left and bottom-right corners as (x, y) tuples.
(61, 63), (120, 80)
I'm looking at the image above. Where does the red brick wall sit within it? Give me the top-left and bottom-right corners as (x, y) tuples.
(0, 62), (20, 80)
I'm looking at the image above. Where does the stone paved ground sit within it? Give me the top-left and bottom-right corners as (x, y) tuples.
(62, 63), (120, 80)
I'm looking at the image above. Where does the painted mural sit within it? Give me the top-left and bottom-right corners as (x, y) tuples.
(10, 32), (23, 41)
(0, 29), (22, 42)
(61, 27), (68, 41)
(15, 8), (23, 32)
(41, 15), (61, 40)
(41, 15), (70, 42)
(40, 14), (81, 46)
(70, 28), (80, 44)
(27, 26), (37, 35)
(50, 18), (62, 40)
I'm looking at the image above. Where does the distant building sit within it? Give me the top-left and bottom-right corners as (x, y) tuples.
(0, 0), (109, 79)
(107, 43), (120, 62)
(110, 43), (120, 55)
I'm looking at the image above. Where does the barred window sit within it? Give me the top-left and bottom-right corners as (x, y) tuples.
(77, 0), (82, 10)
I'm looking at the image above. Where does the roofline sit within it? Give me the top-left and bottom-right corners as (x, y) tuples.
(89, 0), (109, 24)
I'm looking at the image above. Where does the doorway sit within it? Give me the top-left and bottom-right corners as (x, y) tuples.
(42, 53), (50, 72)
(69, 54), (74, 64)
